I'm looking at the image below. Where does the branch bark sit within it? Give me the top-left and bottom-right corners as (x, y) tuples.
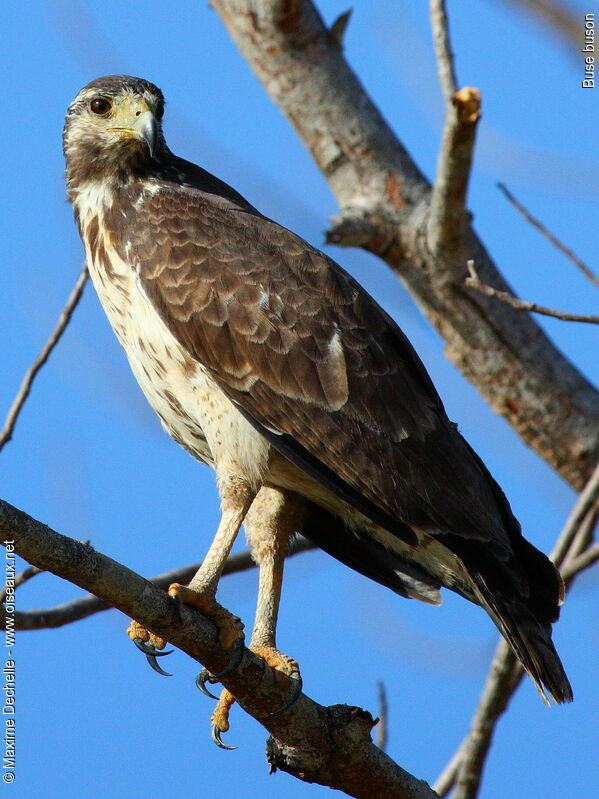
(0, 497), (438, 799)
(212, 0), (599, 491)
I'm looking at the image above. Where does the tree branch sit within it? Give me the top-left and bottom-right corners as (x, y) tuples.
(0, 264), (88, 452)
(430, 0), (458, 102)
(561, 540), (599, 580)
(376, 681), (389, 752)
(497, 183), (599, 289)
(5, 536), (315, 631)
(428, 2), (481, 254)
(550, 459), (599, 564)
(0, 563), (43, 604)
(465, 260), (599, 325)
(433, 459), (599, 798)
(0, 497), (437, 798)
(212, 0), (599, 490)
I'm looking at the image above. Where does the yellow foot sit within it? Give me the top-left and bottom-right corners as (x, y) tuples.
(252, 646), (303, 716)
(126, 620), (173, 676)
(126, 620), (167, 650)
(207, 646), (302, 750)
(252, 645), (299, 680)
(167, 583), (245, 650)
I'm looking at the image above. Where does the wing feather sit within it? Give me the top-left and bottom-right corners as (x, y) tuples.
(116, 183), (516, 554)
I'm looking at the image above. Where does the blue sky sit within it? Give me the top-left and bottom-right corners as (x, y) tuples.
(1, 1), (597, 797)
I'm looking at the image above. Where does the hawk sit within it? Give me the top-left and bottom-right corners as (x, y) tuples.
(63, 75), (572, 743)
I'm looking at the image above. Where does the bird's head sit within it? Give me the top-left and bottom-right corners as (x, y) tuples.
(64, 75), (166, 193)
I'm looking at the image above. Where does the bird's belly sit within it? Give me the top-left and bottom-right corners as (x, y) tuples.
(85, 238), (269, 482)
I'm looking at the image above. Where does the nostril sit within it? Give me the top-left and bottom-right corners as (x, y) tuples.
(135, 110), (142, 117)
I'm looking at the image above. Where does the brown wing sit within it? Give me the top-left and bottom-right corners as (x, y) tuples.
(116, 178), (574, 702)
(118, 181), (517, 556)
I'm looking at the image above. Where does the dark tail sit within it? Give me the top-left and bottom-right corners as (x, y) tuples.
(470, 568), (573, 704)
(450, 439), (573, 704)
(443, 525), (573, 704)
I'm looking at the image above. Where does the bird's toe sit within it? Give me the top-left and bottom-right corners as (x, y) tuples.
(127, 620), (173, 676)
(252, 645), (303, 716)
(210, 689), (237, 750)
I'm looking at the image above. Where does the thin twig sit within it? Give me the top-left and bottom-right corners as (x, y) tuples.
(451, 643), (522, 799)
(434, 461), (599, 798)
(466, 261), (599, 325)
(0, 264), (89, 452)
(498, 183), (599, 289)
(551, 460), (599, 565)
(376, 681), (388, 752)
(562, 508), (598, 564)
(5, 535), (315, 631)
(561, 542), (599, 581)
(433, 744), (464, 796)
(430, 0), (458, 102)
(1, 564), (44, 604)
(428, 2), (481, 253)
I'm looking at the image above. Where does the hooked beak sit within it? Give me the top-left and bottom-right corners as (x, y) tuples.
(133, 109), (158, 158)
(107, 108), (158, 158)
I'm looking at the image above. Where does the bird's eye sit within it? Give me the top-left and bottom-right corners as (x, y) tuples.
(90, 98), (112, 115)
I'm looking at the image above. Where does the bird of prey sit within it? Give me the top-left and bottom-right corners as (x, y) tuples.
(63, 75), (572, 743)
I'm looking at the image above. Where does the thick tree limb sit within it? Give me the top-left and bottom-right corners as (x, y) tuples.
(5, 536), (314, 631)
(0, 498), (437, 798)
(466, 260), (599, 325)
(497, 183), (599, 289)
(0, 264), (88, 452)
(212, 0), (599, 490)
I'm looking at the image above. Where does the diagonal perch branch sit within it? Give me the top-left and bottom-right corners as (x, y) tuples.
(0, 497), (438, 798)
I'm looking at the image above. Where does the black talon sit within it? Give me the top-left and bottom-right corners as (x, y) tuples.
(133, 637), (173, 677)
(195, 638), (245, 698)
(213, 637), (246, 680)
(133, 638), (173, 657)
(211, 722), (236, 751)
(265, 671), (303, 717)
(196, 668), (220, 700)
